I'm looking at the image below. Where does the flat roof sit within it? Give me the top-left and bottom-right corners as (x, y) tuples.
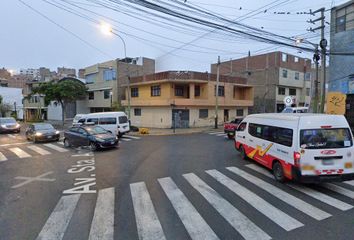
(248, 113), (339, 120)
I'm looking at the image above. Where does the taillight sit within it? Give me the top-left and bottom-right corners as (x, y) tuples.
(294, 152), (301, 167)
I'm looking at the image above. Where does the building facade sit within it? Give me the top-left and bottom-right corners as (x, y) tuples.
(84, 57), (155, 113)
(329, 0), (354, 94)
(121, 71), (253, 128)
(211, 51), (312, 113)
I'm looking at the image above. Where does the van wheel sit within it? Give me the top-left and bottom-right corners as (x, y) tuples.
(239, 145), (247, 160)
(273, 161), (286, 182)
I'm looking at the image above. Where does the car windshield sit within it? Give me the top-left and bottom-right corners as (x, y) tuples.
(34, 124), (54, 130)
(0, 118), (16, 124)
(300, 128), (353, 149)
(85, 126), (109, 135)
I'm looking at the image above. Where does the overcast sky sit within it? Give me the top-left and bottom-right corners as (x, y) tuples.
(0, 0), (348, 73)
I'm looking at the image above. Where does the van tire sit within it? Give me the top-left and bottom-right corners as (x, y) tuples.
(272, 161), (286, 182)
(239, 145), (247, 160)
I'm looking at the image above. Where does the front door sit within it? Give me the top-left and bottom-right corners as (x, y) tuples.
(224, 109), (229, 122)
(172, 109), (190, 128)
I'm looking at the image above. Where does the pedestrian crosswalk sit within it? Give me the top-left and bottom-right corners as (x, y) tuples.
(35, 165), (354, 240)
(207, 131), (228, 138)
(0, 143), (69, 161)
(120, 134), (142, 142)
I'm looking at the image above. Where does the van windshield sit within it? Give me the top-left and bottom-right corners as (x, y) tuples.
(300, 128), (353, 149)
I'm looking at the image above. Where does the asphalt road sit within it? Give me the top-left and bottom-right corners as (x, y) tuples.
(0, 131), (354, 240)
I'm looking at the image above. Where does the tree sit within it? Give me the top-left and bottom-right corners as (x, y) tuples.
(32, 79), (87, 125)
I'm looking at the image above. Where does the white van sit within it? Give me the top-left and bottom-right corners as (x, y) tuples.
(235, 113), (354, 183)
(73, 114), (87, 125)
(76, 112), (130, 137)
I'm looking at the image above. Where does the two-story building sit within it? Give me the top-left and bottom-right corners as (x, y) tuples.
(84, 57), (155, 113)
(121, 71), (253, 128)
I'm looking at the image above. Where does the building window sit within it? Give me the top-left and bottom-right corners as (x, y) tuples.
(278, 87), (285, 95)
(88, 92), (94, 100)
(104, 90), (110, 99)
(134, 108), (141, 116)
(236, 109), (244, 116)
(294, 57), (299, 62)
(336, 15), (346, 33)
(151, 85), (161, 96)
(289, 88), (296, 96)
(199, 109), (208, 118)
(85, 73), (96, 84)
(103, 69), (116, 81)
(295, 72), (299, 80)
(306, 88), (310, 96)
(131, 87), (139, 97)
(282, 69), (288, 78)
(195, 85), (200, 97)
(282, 53), (287, 62)
(214, 86), (225, 96)
(175, 85), (184, 96)
(305, 72), (311, 81)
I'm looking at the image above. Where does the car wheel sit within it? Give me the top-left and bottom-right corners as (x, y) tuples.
(273, 161), (286, 182)
(63, 138), (71, 148)
(90, 142), (98, 151)
(239, 145), (247, 160)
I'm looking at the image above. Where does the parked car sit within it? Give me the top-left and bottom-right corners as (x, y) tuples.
(224, 118), (243, 139)
(73, 112), (130, 137)
(63, 125), (118, 151)
(25, 123), (60, 142)
(281, 107), (309, 113)
(0, 117), (21, 133)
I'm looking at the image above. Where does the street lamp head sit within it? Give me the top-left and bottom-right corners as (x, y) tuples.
(100, 22), (112, 36)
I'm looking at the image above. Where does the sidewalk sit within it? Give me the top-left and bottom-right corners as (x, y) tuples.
(130, 126), (224, 136)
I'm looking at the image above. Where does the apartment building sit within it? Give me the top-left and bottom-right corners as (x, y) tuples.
(84, 57), (155, 113)
(57, 67), (76, 78)
(211, 51), (312, 113)
(329, 0), (354, 93)
(20, 68), (40, 79)
(121, 71), (253, 128)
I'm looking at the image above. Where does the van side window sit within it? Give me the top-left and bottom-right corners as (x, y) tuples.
(248, 123), (293, 147)
(237, 122), (247, 131)
(78, 118), (85, 123)
(277, 128), (293, 147)
(99, 117), (117, 125)
(87, 118), (98, 124)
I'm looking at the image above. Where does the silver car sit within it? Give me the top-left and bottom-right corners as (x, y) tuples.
(0, 117), (21, 133)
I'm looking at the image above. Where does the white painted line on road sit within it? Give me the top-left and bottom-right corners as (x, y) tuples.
(120, 138), (132, 142)
(9, 147), (31, 158)
(0, 152), (7, 162)
(183, 173), (271, 240)
(44, 143), (68, 152)
(226, 167), (331, 221)
(130, 182), (166, 240)
(57, 141), (64, 145)
(208, 132), (224, 135)
(0, 142), (30, 147)
(246, 164), (353, 211)
(344, 180), (354, 187)
(36, 194), (81, 240)
(89, 187), (115, 240)
(321, 183), (354, 199)
(12, 171), (55, 189)
(123, 135), (141, 140)
(27, 145), (51, 155)
(158, 177), (219, 240)
(216, 133), (226, 137)
(7, 134), (16, 139)
(207, 169), (303, 231)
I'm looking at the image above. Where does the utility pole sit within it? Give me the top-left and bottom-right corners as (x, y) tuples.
(309, 7), (326, 113)
(313, 46), (320, 113)
(215, 56), (220, 129)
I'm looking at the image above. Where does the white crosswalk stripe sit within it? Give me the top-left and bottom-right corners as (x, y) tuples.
(208, 132), (224, 135)
(44, 143), (68, 152)
(344, 180), (354, 187)
(120, 138), (132, 142)
(89, 188), (115, 240)
(206, 169), (304, 231)
(123, 135), (141, 140)
(0, 151), (7, 161)
(158, 177), (219, 240)
(36, 194), (81, 240)
(246, 164), (353, 211)
(9, 147), (31, 158)
(215, 133), (226, 137)
(57, 141), (64, 145)
(27, 145), (51, 155)
(226, 167), (331, 220)
(321, 183), (354, 199)
(7, 134), (16, 139)
(130, 182), (166, 240)
(183, 173), (271, 240)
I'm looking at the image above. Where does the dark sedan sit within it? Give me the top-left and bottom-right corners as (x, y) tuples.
(26, 123), (60, 142)
(63, 125), (118, 151)
(0, 117), (21, 133)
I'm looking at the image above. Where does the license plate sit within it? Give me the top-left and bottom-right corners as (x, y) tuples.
(322, 159), (334, 165)
(229, 132), (234, 135)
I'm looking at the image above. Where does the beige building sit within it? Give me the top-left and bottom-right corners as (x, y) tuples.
(121, 71), (253, 128)
(84, 57), (155, 113)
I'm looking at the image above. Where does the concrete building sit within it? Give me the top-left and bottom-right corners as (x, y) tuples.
(19, 68), (40, 79)
(121, 71), (253, 128)
(0, 68), (11, 80)
(211, 52), (312, 113)
(84, 57), (155, 113)
(329, 0), (354, 93)
(23, 79), (47, 121)
(0, 87), (24, 119)
(57, 67), (76, 78)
